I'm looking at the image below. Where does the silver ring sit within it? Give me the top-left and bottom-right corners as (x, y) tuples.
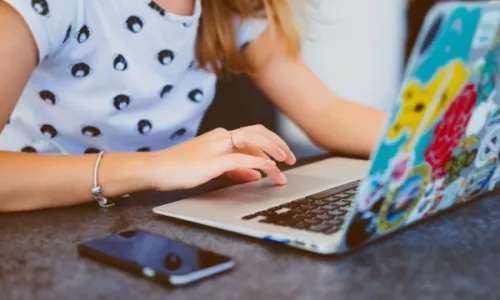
(229, 131), (240, 150)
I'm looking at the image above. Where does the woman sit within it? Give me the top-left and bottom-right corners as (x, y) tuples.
(0, 0), (385, 212)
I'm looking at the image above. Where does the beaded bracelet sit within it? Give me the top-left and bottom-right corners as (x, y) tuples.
(91, 152), (115, 208)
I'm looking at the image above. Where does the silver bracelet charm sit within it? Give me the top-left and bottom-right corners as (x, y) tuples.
(92, 152), (115, 208)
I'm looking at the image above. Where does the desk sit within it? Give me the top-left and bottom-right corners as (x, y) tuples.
(1, 156), (500, 300)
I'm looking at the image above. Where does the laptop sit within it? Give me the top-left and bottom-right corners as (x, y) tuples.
(154, 1), (500, 255)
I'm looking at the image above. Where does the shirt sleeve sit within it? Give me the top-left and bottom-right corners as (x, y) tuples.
(234, 17), (269, 49)
(4, 0), (77, 63)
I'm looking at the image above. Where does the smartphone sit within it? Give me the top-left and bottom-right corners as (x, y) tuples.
(77, 230), (235, 286)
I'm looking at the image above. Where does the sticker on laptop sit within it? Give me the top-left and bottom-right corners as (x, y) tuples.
(475, 121), (500, 168)
(472, 10), (500, 49)
(377, 164), (431, 233)
(424, 83), (477, 181)
(358, 153), (413, 212)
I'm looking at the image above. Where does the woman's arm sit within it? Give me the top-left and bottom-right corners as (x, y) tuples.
(0, 2), (154, 211)
(244, 28), (388, 158)
(0, 2), (294, 212)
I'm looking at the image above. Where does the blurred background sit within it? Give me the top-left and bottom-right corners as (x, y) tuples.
(201, 0), (438, 158)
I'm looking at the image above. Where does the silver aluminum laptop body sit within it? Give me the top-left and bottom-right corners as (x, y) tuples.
(154, 2), (500, 255)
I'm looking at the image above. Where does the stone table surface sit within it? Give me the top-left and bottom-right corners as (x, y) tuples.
(1, 156), (500, 300)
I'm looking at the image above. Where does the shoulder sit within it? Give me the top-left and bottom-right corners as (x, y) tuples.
(2, 0), (81, 61)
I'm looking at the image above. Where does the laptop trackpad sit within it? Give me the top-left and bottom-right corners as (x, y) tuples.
(229, 174), (335, 198)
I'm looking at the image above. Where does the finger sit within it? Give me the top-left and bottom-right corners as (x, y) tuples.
(222, 169), (262, 183)
(235, 125), (296, 165)
(232, 129), (290, 164)
(253, 125), (297, 165)
(246, 148), (287, 185)
(210, 154), (276, 178)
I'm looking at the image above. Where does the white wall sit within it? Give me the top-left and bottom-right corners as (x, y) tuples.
(279, 0), (408, 157)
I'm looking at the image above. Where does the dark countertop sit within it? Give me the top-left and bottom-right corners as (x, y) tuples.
(1, 156), (500, 300)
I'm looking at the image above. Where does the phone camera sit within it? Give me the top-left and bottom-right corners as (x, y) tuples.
(119, 230), (136, 238)
(164, 253), (182, 271)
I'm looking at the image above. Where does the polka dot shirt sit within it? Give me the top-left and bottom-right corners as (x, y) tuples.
(0, 0), (268, 154)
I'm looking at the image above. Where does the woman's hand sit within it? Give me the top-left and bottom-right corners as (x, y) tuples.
(146, 125), (297, 191)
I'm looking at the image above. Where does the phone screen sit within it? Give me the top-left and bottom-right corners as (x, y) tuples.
(78, 230), (234, 285)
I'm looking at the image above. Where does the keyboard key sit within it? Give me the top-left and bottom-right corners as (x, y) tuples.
(324, 219), (343, 226)
(310, 224), (330, 232)
(277, 214), (294, 222)
(310, 208), (326, 214)
(296, 212), (315, 219)
(324, 196), (342, 202)
(333, 201), (351, 207)
(322, 226), (341, 235)
(291, 222), (309, 229)
(300, 204), (316, 210)
(316, 214), (335, 221)
(321, 204), (339, 210)
(327, 210), (346, 217)
(304, 218), (322, 225)
(280, 202), (301, 209)
(275, 208), (291, 214)
(335, 192), (351, 198)
(291, 198), (309, 205)
(313, 200), (329, 206)
(290, 207), (307, 214)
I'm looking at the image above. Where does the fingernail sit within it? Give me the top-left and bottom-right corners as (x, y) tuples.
(280, 172), (287, 183)
(278, 148), (287, 159)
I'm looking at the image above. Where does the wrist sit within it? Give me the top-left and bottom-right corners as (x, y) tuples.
(99, 151), (155, 197)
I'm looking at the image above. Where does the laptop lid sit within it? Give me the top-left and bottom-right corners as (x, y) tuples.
(337, 1), (500, 253)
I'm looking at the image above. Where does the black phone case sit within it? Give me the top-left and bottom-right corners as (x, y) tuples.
(77, 241), (174, 286)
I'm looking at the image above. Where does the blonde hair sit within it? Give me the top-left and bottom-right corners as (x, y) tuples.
(197, 0), (304, 77)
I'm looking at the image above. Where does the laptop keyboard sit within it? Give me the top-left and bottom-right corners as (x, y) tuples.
(241, 181), (359, 235)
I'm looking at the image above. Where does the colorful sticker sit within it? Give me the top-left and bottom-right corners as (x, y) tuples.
(406, 181), (441, 222)
(437, 177), (465, 211)
(466, 91), (498, 136)
(389, 154), (413, 184)
(471, 10), (500, 49)
(377, 164), (431, 233)
(443, 148), (477, 186)
(458, 135), (479, 149)
(424, 83), (478, 180)
(387, 60), (472, 153)
(477, 50), (498, 103)
(358, 175), (387, 212)
(462, 160), (497, 200)
(475, 123), (500, 168)
(359, 153), (413, 212)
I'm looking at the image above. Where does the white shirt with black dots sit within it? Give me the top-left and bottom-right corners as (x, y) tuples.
(0, 0), (267, 154)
